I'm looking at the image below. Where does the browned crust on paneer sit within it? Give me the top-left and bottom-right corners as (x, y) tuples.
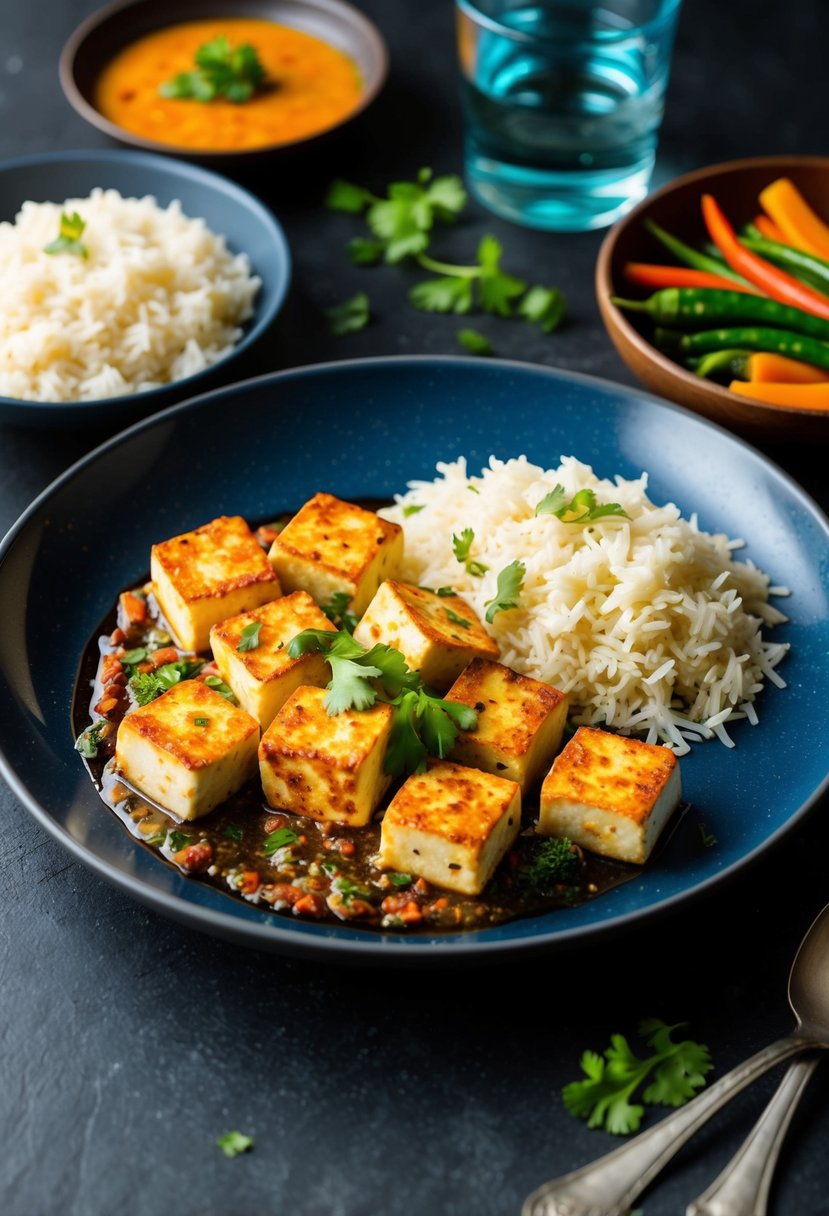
(384, 760), (518, 846)
(259, 688), (393, 771)
(446, 658), (566, 757)
(271, 493), (402, 581)
(545, 726), (677, 825)
(119, 682), (259, 770)
(382, 581), (499, 653)
(210, 591), (335, 684)
(152, 516), (279, 602)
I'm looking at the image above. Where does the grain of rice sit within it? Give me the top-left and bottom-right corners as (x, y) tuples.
(383, 455), (790, 755)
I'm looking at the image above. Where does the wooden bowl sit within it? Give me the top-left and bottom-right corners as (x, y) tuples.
(60, 0), (388, 163)
(596, 156), (829, 442)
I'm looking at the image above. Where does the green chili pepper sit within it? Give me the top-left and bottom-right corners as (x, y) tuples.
(741, 236), (829, 298)
(643, 218), (749, 285)
(654, 326), (829, 371)
(687, 349), (751, 381)
(613, 288), (829, 342)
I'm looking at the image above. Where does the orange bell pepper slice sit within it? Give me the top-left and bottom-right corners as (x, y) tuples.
(729, 379), (829, 411)
(759, 178), (829, 260)
(748, 353), (829, 384)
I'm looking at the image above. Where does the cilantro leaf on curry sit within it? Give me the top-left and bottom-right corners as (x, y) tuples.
(159, 36), (266, 104)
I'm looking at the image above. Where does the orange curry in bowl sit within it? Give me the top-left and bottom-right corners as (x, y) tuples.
(95, 17), (363, 151)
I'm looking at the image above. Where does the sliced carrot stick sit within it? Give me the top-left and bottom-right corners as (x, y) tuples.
(729, 379), (829, 410)
(748, 352), (829, 384)
(754, 214), (788, 244)
(759, 178), (829, 260)
(623, 263), (757, 293)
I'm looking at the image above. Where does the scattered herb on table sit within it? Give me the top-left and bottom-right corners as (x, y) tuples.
(326, 291), (370, 335)
(216, 1130), (254, 1157)
(327, 168), (467, 263)
(44, 211), (88, 259)
(535, 485), (629, 524)
(160, 36), (266, 104)
(236, 621), (262, 652)
(484, 560), (525, 623)
(457, 327), (493, 355)
(563, 1019), (713, 1135)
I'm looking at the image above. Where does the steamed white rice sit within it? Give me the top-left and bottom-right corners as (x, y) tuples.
(383, 455), (790, 755)
(0, 188), (260, 402)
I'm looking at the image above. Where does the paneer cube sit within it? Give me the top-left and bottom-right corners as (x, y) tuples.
(445, 658), (568, 792)
(210, 591), (336, 730)
(377, 760), (521, 895)
(115, 681), (260, 821)
(268, 492), (403, 616)
(538, 726), (681, 864)
(151, 515), (281, 652)
(352, 581), (499, 691)
(259, 685), (393, 827)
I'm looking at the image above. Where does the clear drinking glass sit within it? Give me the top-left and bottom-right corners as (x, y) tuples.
(456, 0), (683, 231)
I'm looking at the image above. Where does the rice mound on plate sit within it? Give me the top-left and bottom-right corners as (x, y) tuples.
(0, 188), (260, 402)
(382, 455), (790, 755)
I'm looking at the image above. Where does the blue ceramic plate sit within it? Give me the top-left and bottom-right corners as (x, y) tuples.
(1, 357), (828, 962)
(0, 150), (291, 428)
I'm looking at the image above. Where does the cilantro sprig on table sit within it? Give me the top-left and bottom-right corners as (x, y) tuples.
(160, 36), (266, 104)
(535, 485), (630, 524)
(563, 1019), (713, 1135)
(216, 1130), (254, 1158)
(287, 628), (477, 777)
(325, 169), (566, 347)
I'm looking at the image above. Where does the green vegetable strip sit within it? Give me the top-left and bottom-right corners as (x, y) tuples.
(741, 236), (829, 298)
(643, 218), (749, 285)
(656, 326), (829, 371)
(688, 349), (751, 381)
(613, 287), (829, 342)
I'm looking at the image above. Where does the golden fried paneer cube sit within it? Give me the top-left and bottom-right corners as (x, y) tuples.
(445, 658), (568, 793)
(538, 726), (681, 865)
(115, 681), (260, 821)
(151, 515), (281, 652)
(377, 760), (521, 895)
(352, 581), (499, 691)
(259, 685), (393, 827)
(210, 591), (336, 730)
(268, 492), (403, 616)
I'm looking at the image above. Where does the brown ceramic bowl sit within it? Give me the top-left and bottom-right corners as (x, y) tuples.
(60, 0), (388, 162)
(596, 156), (829, 441)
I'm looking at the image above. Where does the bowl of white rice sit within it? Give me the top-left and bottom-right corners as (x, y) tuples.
(0, 149), (290, 427)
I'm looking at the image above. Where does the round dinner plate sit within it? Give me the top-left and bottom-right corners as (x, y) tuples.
(2, 357), (828, 962)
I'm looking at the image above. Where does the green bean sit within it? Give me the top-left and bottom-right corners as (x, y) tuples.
(643, 219), (750, 285)
(653, 326), (829, 371)
(740, 236), (829, 297)
(613, 287), (829, 341)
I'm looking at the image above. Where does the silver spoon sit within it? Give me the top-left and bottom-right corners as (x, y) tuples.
(685, 1054), (821, 1216)
(522, 901), (829, 1216)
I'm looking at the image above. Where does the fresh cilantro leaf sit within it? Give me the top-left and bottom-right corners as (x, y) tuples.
(264, 827), (299, 855)
(466, 559), (489, 577)
(352, 170), (466, 264)
(331, 876), (373, 905)
(75, 719), (107, 758)
(424, 174), (468, 218)
(325, 654), (381, 714)
(485, 561), (525, 623)
(361, 644), (420, 697)
(390, 872), (412, 887)
(224, 825), (244, 842)
(322, 592), (358, 633)
(452, 528), (474, 563)
(326, 291), (370, 336)
(130, 658), (205, 706)
(520, 285), (567, 333)
(217, 1130), (254, 1158)
(326, 179), (372, 213)
(435, 586), (456, 597)
(410, 275), (474, 314)
(385, 689), (428, 776)
(193, 716), (209, 727)
(535, 485), (629, 524)
(44, 210), (88, 259)
(348, 237), (386, 265)
(476, 235), (527, 316)
(203, 674), (237, 702)
(438, 700), (478, 732)
(168, 830), (191, 852)
(563, 1020), (712, 1136)
(237, 621), (262, 652)
(417, 693), (462, 759)
(159, 36), (265, 103)
(445, 606), (471, 629)
(457, 328), (493, 355)
(402, 504), (425, 517)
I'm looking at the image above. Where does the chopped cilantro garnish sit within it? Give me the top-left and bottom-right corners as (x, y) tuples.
(216, 1130), (254, 1158)
(452, 528), (474, 564)
(457, 327), (493, 356)
(485, 561), (525, 623)
(563, 1019), (713, 1136)
(146, 833), (167, 847)
(402, 504), (425, 517)
(389, 872), (412, 888)
(521, 837), (580, 892)
(535, 484), (629, 524)
(159, 36), (266, 103)
(223, 825), (244, 842)
(203, 674), (237, 702)
(168, 830), (191, 853)
(75, 720), (107, 759)
(44, 211), (88, 259)
(466, 560), (489, 577)
(130, 658), (204, 706)
(322, 591), (358, 633)
(519, 285), (566, 333)
(264, 827), (299, 855)
(236, 621), (262, 652)
(326, 291), (370, 336)
(435, 586), (456, 597)
(467, 483), (480, 494)
(444, 606), (471, 629)
(331, 876), (372, 905)
(193, 716), (209, 727)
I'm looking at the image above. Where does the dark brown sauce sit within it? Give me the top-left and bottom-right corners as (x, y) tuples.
(72, 519), (679, 934)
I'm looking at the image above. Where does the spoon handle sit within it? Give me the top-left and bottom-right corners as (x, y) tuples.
(685, 1054), (821, 1216)
(521, 1034), (807, 1216)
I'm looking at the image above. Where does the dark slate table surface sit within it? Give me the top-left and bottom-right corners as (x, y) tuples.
(2, 2), (828, 1213)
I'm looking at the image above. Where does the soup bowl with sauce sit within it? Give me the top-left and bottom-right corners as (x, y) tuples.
(60, 0), (388, 159)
